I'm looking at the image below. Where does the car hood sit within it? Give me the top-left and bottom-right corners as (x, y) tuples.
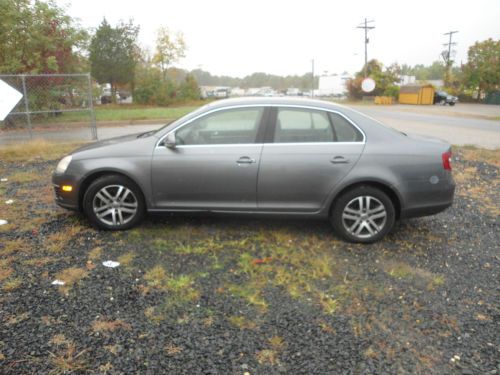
(72, 133), (146, 154)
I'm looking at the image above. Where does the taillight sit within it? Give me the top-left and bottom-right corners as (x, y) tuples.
(442, 150), (452, 171)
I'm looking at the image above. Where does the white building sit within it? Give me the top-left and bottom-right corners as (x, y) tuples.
(318, 74), (351, 96)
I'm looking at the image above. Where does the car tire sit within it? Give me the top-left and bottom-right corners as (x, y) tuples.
(83, 174), (145, 230)
(331, 186), (395, 243)
(449, 102), (455, 106)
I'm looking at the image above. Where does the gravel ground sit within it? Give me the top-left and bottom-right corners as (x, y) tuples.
(0, 146), (498, 374)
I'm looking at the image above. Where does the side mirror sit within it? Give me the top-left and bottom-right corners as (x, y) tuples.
(164, 132), (176, 149)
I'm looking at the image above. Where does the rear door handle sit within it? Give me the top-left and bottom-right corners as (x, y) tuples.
(330, 156), (349, 164)
(236, 156), (256, 164)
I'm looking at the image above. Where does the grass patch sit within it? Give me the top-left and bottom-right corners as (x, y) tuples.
(55, 267), (88, 294)
(0, 139), (83, 162)
(49, 343), (88, 374)
(255, 349), (280, 366)
(456, 145), (500, 167)
(91, 318), (131, 333)
(2, 277), (22, 292)
(32, 103), (205, 125)
(228, 315), (257, 330)
(117, 252), (135, 267)
(87, 247), (102, 261)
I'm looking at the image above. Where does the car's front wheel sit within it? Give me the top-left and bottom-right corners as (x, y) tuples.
(331, 186), (395, 243)
(83, 175), (145, 230)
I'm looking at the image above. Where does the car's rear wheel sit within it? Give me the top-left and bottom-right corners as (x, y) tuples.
(83, 175), (145, 230)
(331, 186), (395, 243)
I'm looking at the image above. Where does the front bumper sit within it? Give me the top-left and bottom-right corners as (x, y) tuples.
(52, 173), (80, 211)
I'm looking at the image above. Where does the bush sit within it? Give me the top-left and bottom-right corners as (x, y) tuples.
(383, 85), (400, 98)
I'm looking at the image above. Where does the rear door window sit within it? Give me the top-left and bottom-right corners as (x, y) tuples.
(274, 108), (334, 143)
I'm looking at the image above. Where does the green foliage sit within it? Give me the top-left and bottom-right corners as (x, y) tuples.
(462, 38), (500, 98)
(346, 60), (401, 99)
(89, 19), (139, 100)
(400, 61), (447, 81)
(0, 0), (87, 74)
(178, 74), (200, 100)
(134, 62), (200, 105)
(383, 85), (400, 98)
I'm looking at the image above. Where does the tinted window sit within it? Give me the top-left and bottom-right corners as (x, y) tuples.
(175, 107), (263, 145)
(328, 112), (363, 142)
(274, 108), (334, 143)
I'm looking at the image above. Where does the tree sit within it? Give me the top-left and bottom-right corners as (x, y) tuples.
(346, 60), (401, 99)
(178, 74), (200, 100)
(462, 39), (500, 100)
(152, 27), (186, 80)
(89, 19), (139, 102)
(0, 0), (87, 74)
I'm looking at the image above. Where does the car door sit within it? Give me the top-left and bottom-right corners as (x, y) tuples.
(257, 106), (365, 212)
(152, 106), (266, 210)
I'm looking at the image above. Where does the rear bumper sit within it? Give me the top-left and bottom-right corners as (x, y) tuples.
(398, 177), (455, 219)
(400, 201), (453, 219)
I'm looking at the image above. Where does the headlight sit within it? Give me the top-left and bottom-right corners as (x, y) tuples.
(55, 155), (72, 174)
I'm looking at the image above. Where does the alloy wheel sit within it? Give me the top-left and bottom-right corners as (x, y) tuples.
(92, 185), (138, 226)
(341, 195), (387, 239)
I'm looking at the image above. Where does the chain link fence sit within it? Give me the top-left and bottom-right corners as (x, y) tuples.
(0, 73), (97, 143)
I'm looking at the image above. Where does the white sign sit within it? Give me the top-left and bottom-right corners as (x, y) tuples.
(361, 77), (376, 93)
(0, 79), (23, 121)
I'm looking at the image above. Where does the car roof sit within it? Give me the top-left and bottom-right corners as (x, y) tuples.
(202, 97), (349, 111)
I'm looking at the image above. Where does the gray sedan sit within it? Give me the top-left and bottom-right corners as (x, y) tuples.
(52, 97), (455, 243)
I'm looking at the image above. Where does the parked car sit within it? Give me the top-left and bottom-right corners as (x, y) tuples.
(53, 97), (455, 243)
(434, 91), (458, 106)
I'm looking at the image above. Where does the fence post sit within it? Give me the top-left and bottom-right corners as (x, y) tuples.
(87, 73), (98, 140)
(21, 74), (32, 139)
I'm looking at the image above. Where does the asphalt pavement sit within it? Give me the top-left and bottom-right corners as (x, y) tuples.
(1, 104), (499, 148)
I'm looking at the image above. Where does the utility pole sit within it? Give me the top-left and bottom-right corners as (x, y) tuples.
(357, 18), (375, 77)
(442, 30), (458, 85)
(442, 30), (459, 68)
(311, 59), (315, 98)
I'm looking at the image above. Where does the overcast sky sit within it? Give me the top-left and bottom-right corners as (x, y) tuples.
(57, 0), (499, 77)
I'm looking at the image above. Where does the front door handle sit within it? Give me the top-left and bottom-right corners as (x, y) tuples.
(236, 156), (256, 164)
(330, 156), (349, 164)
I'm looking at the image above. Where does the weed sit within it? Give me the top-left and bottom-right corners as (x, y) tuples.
(87, 247), (102, 261)
(49, 343), (88, 374)
(228, 315), (257, 330)
(0, 267), (14, 281)
(144, 306), (164, 323)
(0, 238), (32, 256)
(144, 265), (168, 289)
(117, 252), (135, 267)
(49, 334), (71, 346)
(2, 277), (22, 292)
(384, 261), (414, 279)
(165, 344), (183, 355)
(55, 267), (87, 294)
(318, 292), (338, 314)
(227, 281), (268, 311)
(268, 336), (285, 351)
(256, 349), (279, 366)
(91, 318), (131, 333)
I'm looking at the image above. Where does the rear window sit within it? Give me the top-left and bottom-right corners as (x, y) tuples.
(328, 112), (364, 142)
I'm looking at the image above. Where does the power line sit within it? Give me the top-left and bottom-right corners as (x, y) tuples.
(357, 18), (375, 78)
